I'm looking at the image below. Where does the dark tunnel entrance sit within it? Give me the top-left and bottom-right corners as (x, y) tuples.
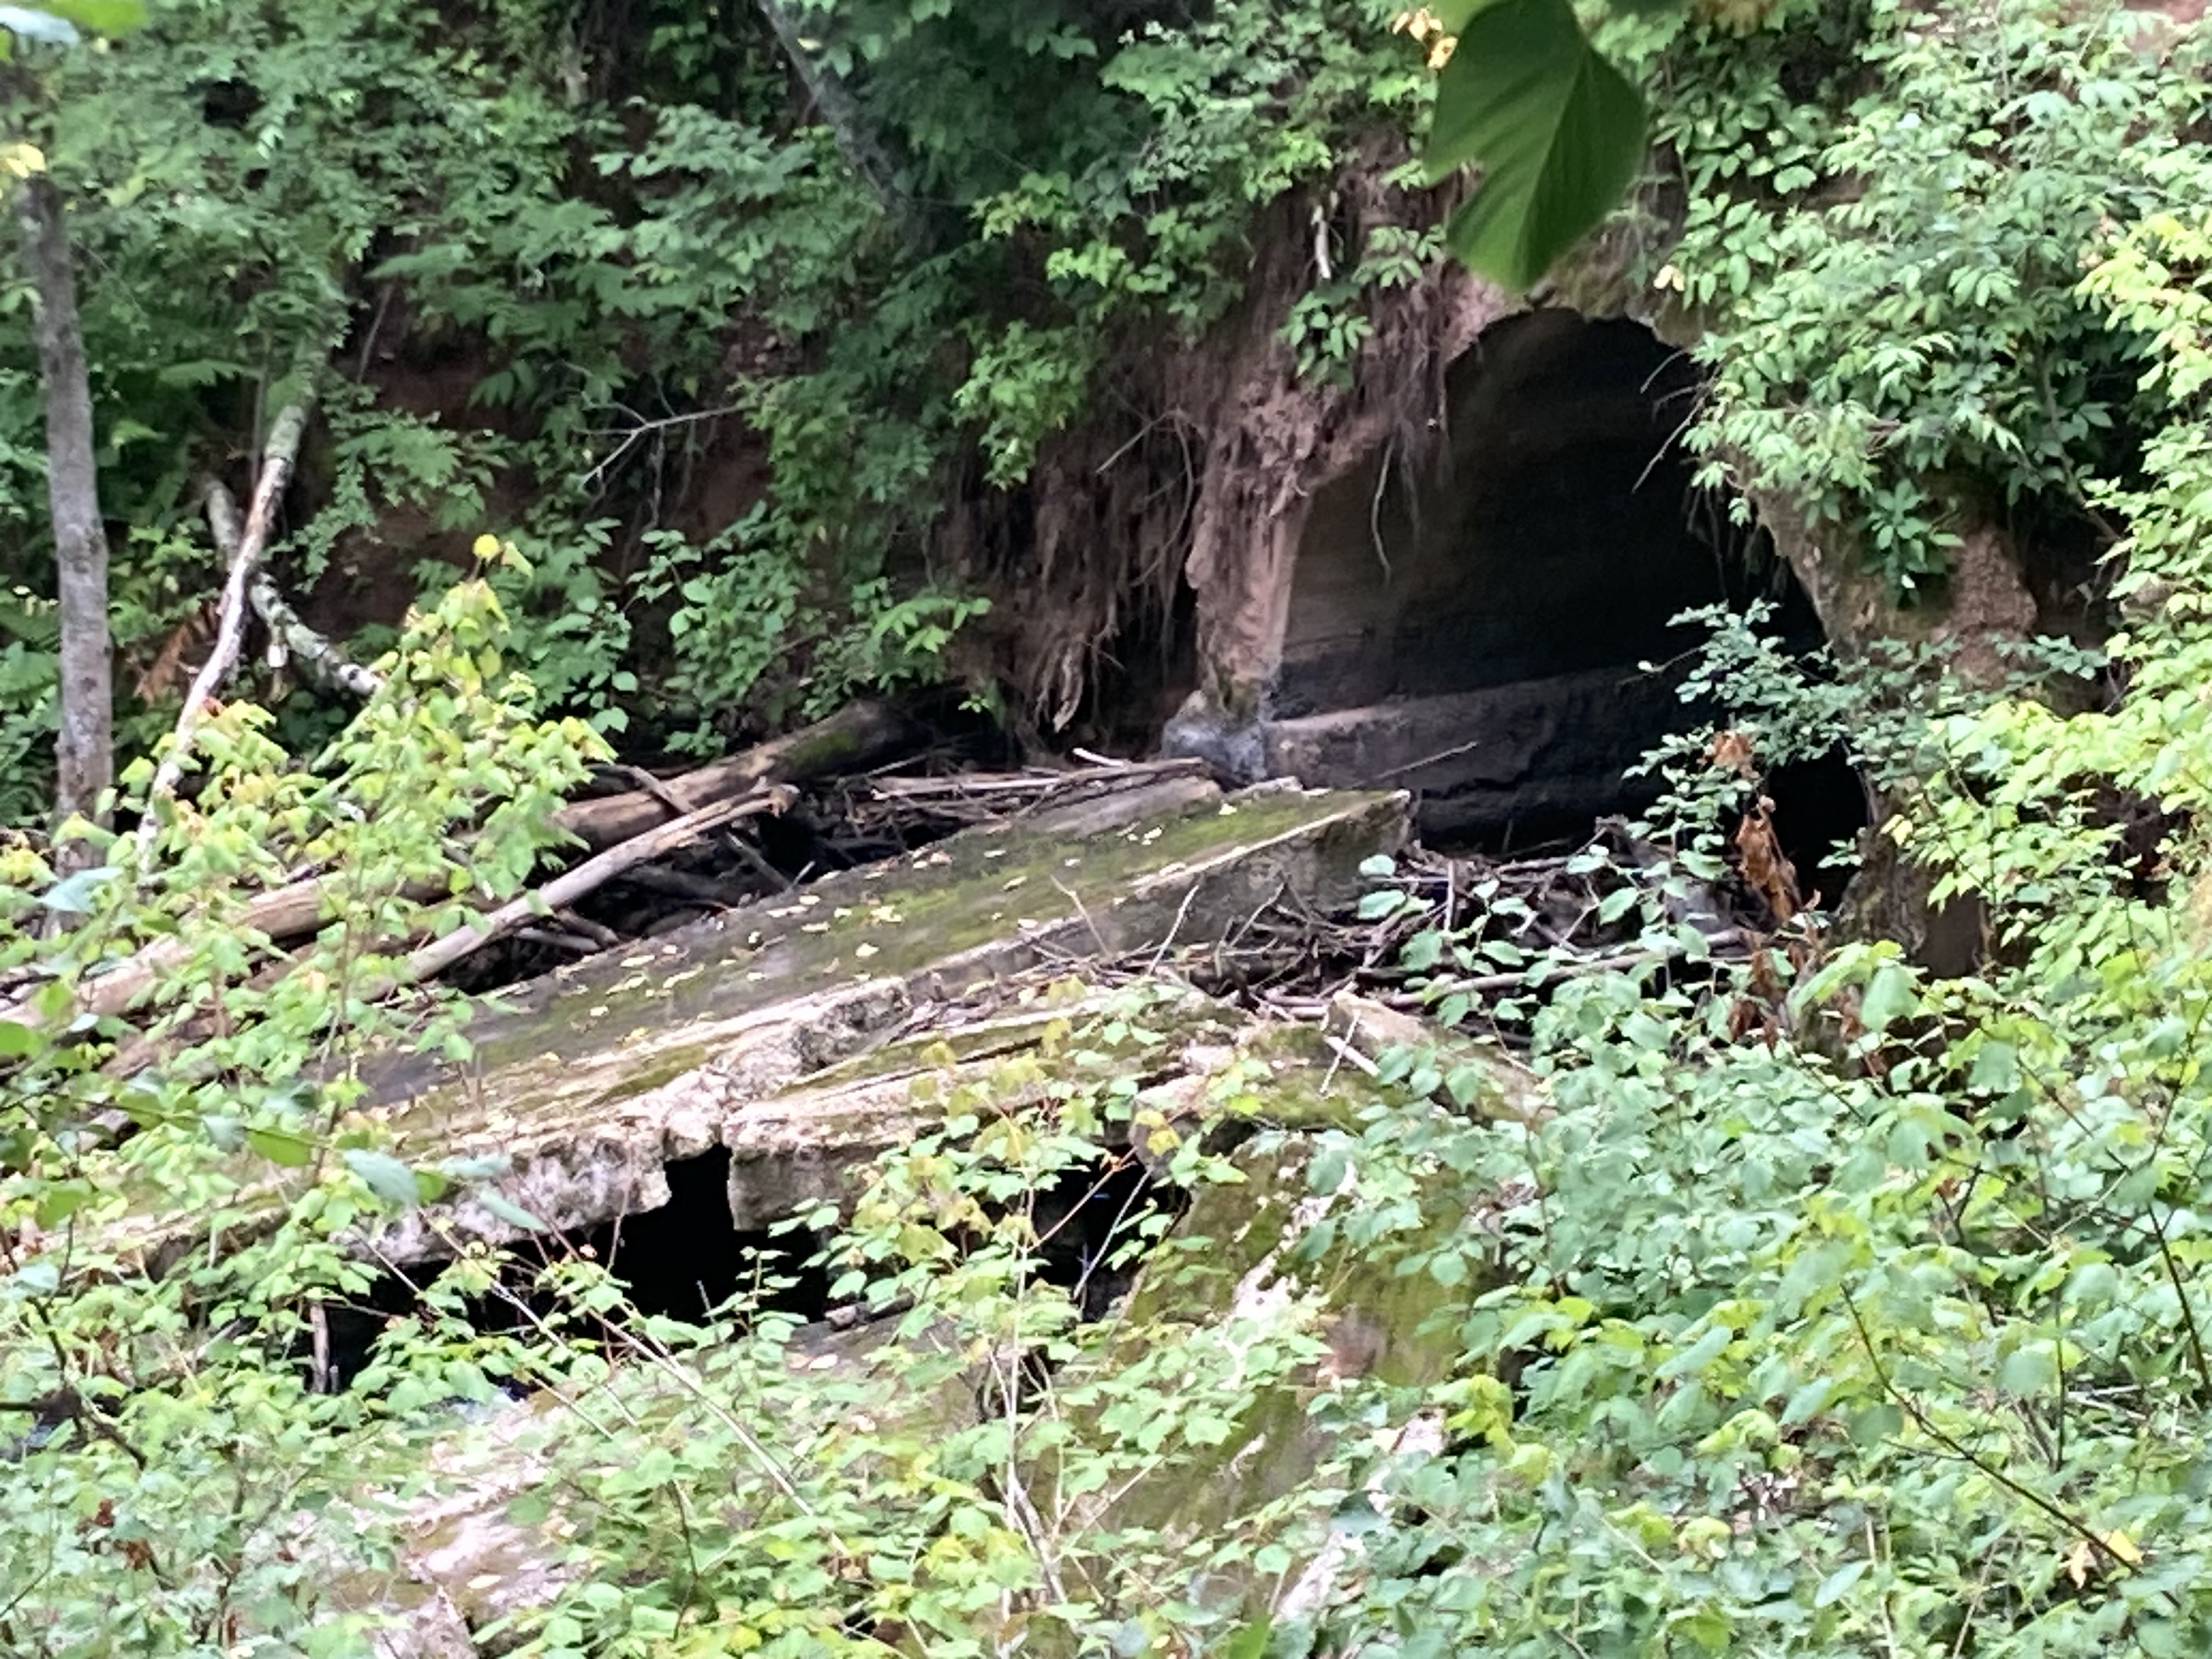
(1265, 309), (1865, 891)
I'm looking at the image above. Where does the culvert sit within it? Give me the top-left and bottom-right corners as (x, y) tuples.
(1261, 309), (1854, 866)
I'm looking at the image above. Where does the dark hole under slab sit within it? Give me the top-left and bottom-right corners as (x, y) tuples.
(316, 1142), (1185, 1395)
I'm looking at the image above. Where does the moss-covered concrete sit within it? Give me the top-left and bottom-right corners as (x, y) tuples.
(342, 968), (1522, 1657)
(113, 785), (1407, 1264)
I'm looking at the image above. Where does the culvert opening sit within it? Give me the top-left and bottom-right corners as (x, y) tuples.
(580, 1147), (832, 1323)
(1269, 308), (1864, 882)
(1025, 1153), (1189, 1323)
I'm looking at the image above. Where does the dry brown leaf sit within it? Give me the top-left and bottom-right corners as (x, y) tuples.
(1709, 729), (1757, 780)
(1734, 796), (1801, 927)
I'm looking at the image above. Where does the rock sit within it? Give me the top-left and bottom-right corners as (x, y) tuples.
(1323, 991), (1544, 1124)
(1263, 669), (1689, 844)
(1159, 687), (1269, 786)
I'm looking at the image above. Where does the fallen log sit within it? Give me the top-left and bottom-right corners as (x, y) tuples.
(3, 702), (913, 1029)
(391, 788), (789, 990)
(100, 793), (791, 1081)
(558, 701), (911, 850)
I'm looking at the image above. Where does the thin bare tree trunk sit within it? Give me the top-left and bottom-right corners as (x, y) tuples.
(137, 398), (312, 854)
(15, 172), (112, 861)
(754, 0), (908, 220)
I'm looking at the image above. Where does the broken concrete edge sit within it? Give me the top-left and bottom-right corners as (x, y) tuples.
(396, 777), (1409, 1116)
(368, 785), (1410, 1260)
(89, 783), (1412, 1272)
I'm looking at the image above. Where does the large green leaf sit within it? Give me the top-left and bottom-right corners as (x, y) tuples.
(1424, 0), (1647, 290)
(41, 0), (144, 32)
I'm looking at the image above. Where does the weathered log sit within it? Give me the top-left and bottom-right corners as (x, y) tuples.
(99, 794), (789, 1082)
(2, 702), (913, 1028)
(393, 789), (788, 989)
(557, 701), (911, 850)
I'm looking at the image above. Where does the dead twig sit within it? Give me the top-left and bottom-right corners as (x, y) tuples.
(207, 481), (383, 701)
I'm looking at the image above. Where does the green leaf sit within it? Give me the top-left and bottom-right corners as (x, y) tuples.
(1996, 1344), (2055, 1397)
(345, 1148), (425, 1208)
(43, 0), (145, 33)
(1223, 1618), (1272, 1659)
(1444, 1063), (1493, 1111)
(1814, 1559), (1869, 1608)
(1425, 0), (1647, 290)
(1357, 888), (1406, 920)
(9, 1260), (59, 1295)
(247, 1127), (315, 1168)
(1655, 1323), (1729, 1380)
(1859, 962), (1917, 1030)
(1289, 1215), (1337, 1264)
(38, 864), (117, 916)
(0, 1019), (37, 1059)
(34, 1181), (87, 1229)
(1780, 1376), (1832, 1426)
(477, 1191), (547, 1232)
(1967, 1039), (2019, 1092)
(1306, 1142), (1349, 1194)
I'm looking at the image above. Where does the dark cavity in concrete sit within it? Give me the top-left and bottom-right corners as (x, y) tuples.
(318, 1148), (830, 1392)
(317, 1146), (1182, 1393)
(1025, 1154), (1189, 1323)
(1269, 311), (1842, 855)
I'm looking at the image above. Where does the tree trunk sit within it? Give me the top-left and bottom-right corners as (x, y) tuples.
(15, 173), (112, 858)
(754, 0), (907, 221)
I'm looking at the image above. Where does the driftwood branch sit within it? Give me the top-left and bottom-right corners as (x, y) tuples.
(138, 399), (314, 849)
(558, 701), (910, 849)
(100, 795), (786, 1079)
(206, 482), (383, 700)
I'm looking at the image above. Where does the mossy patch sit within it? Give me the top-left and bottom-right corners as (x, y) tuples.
(374, 786), (1402, 1148)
